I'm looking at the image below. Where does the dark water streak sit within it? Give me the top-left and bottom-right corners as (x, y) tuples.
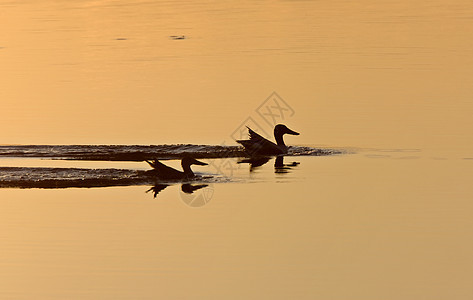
(0, 144), (339, 161)
(0, 145), (342, 189)
(0, 167), (152, 189)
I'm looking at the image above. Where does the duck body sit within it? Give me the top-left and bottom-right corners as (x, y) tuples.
(237, 124), (299, 156)
(145, 157), (207, 180)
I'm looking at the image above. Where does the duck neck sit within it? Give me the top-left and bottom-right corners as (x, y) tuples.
(275, 133), (286, 147)
(181, 163), (195, 177)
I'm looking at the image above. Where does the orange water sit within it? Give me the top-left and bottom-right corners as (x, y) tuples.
(1, 1), (473, 299)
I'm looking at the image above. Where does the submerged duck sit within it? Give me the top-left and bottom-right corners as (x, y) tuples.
(237, 124), (300, 155)
(146, 157), (208, 180)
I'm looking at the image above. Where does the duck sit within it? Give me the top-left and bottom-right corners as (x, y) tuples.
(237, 124), (299, 155)
(145, 157), (208, 180)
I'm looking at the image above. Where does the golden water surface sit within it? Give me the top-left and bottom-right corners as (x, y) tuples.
(1, 1), (473, 299)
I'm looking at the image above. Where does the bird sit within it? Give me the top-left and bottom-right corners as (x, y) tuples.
(237, 124), (299, 155)
(145, 157), (208, 180)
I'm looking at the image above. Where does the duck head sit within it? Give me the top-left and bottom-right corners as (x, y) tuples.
(274, 124), (299, 136)
(274, 124), (299, 147)
(181, 157), (208, 177)
(181, 157), (208, 167)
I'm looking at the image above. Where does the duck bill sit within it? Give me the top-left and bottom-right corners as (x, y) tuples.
(286, 128), (300, 135)
(192, 159), (208, 166)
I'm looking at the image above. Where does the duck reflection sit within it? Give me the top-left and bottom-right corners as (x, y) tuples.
(146, 183), (209, 198)
(237, 155), (300, 173)
(237, 156), (271, 171)
(181, 183), (208, 194)
(146, 184), (170, 198)
(274, 156), (300, 174)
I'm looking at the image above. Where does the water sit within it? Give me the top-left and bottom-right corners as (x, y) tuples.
(0, 144), (337, 160)
(1, 151), (472, 299)
(0, 144), (336, 188)
(1, 0), (473, 299)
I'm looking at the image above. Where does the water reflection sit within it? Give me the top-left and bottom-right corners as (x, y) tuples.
(146, 183), (209, 199)
(145, 184), (169, 198)
(181, 183), (208, 194)
(180, 183), (214, 208)
(238, 155), (300, 173)
(237, 156), (271, 171)
(274, 156), (300, 174)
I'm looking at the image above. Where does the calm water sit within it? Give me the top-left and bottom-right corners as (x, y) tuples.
(1, 151), (472, 299)
(1, 0), (473, 299)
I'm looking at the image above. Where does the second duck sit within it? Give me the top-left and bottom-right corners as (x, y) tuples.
(146, 157), (208, 180)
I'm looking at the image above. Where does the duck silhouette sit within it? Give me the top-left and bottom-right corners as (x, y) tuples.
(145, 157), (208, 180)
(237, 124), (299, 155)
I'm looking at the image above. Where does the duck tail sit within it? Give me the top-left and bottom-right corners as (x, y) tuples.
(146, 159), (158, 169)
